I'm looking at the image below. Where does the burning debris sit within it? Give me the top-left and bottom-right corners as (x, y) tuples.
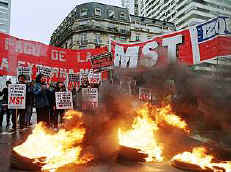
(12, 111), (94, 171)
(10, 103), (192, 172)
(10, 64), (231, 172)
(171, 147), (231, 172)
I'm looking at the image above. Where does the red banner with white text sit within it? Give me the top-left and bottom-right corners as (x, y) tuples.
(0, 33), (108, 81)
(112, 16), (231, 68)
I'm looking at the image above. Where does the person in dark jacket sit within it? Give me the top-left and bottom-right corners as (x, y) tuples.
(0, 80), (12, 130)
(51, 82), (66, 129)
(33, 74), (50, 126)
(25, 81), (34, 126)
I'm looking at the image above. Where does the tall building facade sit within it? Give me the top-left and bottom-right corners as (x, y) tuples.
(50, 2), (175, 50)
(139, 0), (231, 29)
(0, 0), (11, 33)
(121, 0), (139, 15)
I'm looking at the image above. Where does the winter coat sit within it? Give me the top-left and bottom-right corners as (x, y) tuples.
(33, 83), (50, 109)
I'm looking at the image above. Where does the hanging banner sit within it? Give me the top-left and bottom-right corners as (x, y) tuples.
(0, 32), (108, 81)
(8, 84), (26, 109)
(17, 66), (32, 82)
(55, 92), (73, 110)
(139, 88), (152, 102)
(111, 16), (231, 68)
(82, 88), (98, 111)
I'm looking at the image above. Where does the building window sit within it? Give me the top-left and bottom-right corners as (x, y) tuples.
(120, 12), (126, 19)
(80, 32), (87, 43)
(95, 8), (101, 16)
(108, 9), (115, 18)
(95, 33), (102, 44)
(135, 35), (140, 41)
(80, 8), (88, 17)
(120, 36), (127, 41)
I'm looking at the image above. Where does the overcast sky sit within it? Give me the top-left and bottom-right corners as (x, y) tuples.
(10, 0), (121, 45)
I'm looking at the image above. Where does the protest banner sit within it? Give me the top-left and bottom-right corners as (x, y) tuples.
(112, 16), (231, 68)
(17, 66), (32, 82)
(0, 32), (108, 81)
(8, 84), (26, 109)
(82, 88), (98, 111)
(55, 92), (73, 110)
(139, 88), (152, 102)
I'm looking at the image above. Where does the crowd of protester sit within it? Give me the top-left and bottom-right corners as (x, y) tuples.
(0, 73), (85, 133)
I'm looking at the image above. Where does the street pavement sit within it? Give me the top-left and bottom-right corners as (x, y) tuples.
(0, 113), (183, 172)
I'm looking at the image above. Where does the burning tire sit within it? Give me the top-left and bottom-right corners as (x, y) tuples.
(170, 159), (214, 172)
(10, 150), (42, 171)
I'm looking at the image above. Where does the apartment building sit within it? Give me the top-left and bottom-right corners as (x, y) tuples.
(121, 0), (139, 15)
(0, 0), (10, 33)
(50, 2), (175, 49)
(139, 0), (231, 29)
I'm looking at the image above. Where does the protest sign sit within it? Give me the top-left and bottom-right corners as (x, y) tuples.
(37, 65), (53, 78)
(91, 52), (113, 70)
(55, 92), (73, 110)
(67, 73), (80, 90)
(88, 72), (101, 84)
(8, 84), (26, 109)
(80, 72), (89, 87)
(82, 88), (98, 111)
(139, 88), (152, 102)
(68, 73), (80, 82)
(17, 66), (32, 82)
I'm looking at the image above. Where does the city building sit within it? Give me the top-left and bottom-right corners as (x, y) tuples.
(138, 0), (231, 29)
(0, 0), (11, 33)
(121, 0), (139, 15)
(50, 2), (175, 50)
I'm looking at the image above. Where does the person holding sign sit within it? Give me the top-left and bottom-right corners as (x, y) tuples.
(33, 74), (51, 126)
(0, 80), (12, 131)
(11, 75), (27, 130)
(51, 82), (66, 129)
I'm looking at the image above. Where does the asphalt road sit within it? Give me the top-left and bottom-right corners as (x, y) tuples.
(0, 113), (183, 172)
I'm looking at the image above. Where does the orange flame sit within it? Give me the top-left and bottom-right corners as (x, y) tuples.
(172, 147), (231, 171)
(118, 104), (189, 162)
(118, 105), (163, 162)
(13, 111), (93, 171)
(155, 105), (189, 133)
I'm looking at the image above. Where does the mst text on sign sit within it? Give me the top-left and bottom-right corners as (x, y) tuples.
(8, 84), (26, 109)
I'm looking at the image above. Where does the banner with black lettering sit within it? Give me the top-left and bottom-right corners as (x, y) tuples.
(82, 88), (98, 111)
(8, 84), (26, 109)
(55, 92), (73, 109)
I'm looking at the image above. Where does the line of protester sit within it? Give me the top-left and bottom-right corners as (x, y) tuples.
(0, 74), (79, 133)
